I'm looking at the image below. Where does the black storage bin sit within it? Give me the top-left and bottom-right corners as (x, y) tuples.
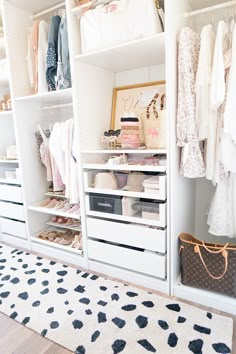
(89, 193), (122, 215)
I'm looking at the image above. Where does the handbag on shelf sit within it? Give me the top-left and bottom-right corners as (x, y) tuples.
(179, 233), (236, 298)
(142, 93), (166, 149)
(80, 0), (164, 53)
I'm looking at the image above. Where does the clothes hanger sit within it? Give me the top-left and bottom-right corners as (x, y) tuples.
(58, 8), (66, 18)
(37, 124), (48, 144)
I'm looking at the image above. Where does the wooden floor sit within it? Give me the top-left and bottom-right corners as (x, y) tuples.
(0, 243), (235, 354)
(0, 293), (234, 354)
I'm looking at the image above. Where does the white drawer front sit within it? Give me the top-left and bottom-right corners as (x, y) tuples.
(0, 202), (25, 221)
(88, 240), (166, 279)
(0, 185), (23, 203)
(87, 217), (166, 253)
(0, 218), (27, 239)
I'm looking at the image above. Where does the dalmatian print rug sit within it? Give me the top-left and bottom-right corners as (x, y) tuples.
(0, 243), (233, 354)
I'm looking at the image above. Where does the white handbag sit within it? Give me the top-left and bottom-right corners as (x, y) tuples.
(80, 0), (164, 53)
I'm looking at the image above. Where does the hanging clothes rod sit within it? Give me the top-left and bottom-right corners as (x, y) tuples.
(32, 2), (65, 20)
(185, 0), (236, 18)
(41, 102), (73, 110)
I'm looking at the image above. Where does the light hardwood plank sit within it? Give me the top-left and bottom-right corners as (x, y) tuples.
(0, 320), (34, 354)
(13, 333), (54, 354)
(43, 344), (72, 354)
(0, 315), (19, 334)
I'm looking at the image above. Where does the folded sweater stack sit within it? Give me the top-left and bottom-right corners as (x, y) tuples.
(120, 116), (140, 149)
(143, 176), (160, 194)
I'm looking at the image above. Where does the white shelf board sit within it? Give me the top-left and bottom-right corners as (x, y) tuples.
(75, 33), (165, 72)
(174, 279), (236, 315)
(82, 149), (167, 154)
(87, 210), (163, 227)
(44, 192), (67, 199)
(83, 163), (166, 172)
(85, 188), (165, 201)
(15, 88), (72, 105)
(10, 0), (63, 14)
(32, 235), (83, 256)
(28, 203), (80, 220)
(0, 160), (19, 164)
(46, 221), (81, 232)
(0, 110), (13, 117)
(0, 178), (20, 185)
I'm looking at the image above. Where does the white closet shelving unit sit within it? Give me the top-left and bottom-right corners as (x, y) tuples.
(66, 0), (170, 293)
(0, 7), (28, 248)
(0, 0), (85, 266)
(0, 0), (234, 315)
(168, 0), (236, 315)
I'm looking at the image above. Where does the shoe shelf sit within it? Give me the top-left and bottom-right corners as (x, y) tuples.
(28, 203), (81, 220)
(44, 192), (67, 199)
(32, 233), (83, 256)
(81, 149), (167, 155)
(74, 33), (165, 72)
(46, 221), (81, 232)
(83, 163), (166, 173)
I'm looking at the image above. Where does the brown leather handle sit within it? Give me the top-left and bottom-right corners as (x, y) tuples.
(202, 241), (229, 254)
(194, 245), (228, 280)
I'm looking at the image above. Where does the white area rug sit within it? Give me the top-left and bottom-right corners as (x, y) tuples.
(0, 243), (233, 354)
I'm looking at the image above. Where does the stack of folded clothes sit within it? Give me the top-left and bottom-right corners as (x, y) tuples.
(143, 176), (160, 194)
(120, 114), (140, 149)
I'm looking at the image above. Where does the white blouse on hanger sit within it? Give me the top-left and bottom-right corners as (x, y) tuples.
(195, 24), (215, 141)
(206, 21), (227, 182)
(224, 23), (236, 144)
(220, 23), (236, 174)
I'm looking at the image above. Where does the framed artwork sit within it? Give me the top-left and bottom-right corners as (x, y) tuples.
(110, 81), (166, 130)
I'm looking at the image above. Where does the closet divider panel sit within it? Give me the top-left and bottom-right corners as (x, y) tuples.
(165, 0), (196, 293)
(1, 0), (32, 97)
(13, 101), (50, 236)
(74, 61), (115, 150)
(169, 0), (236, 314)
(0, 115), (16, 155)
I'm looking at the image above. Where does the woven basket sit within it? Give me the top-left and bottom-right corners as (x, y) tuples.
(141, 93), (166, 149)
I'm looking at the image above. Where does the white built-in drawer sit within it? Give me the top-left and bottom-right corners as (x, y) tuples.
(0, 218), (27, 239)
(0, 201), (25, 221)
(87, 217), (166, 253)
(88, 239), (166, 279)
(0, 185), (23, 203)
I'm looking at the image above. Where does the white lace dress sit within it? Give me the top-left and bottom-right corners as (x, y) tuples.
(207, 174), (235, 237)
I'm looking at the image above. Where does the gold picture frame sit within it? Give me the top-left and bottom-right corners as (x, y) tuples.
(110, 80), (166, 130)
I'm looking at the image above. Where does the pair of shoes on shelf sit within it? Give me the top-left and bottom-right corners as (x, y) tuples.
(53, 230), (75, 245)
(0, 94), (11, 111)
(38, 199), (80, 215)
(59, 201), (80, 215)
(51, 216), (81, 227)
(47, 182), (65, 194)
(38, 230), (61, 242)
(71, 233), (83, 250)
